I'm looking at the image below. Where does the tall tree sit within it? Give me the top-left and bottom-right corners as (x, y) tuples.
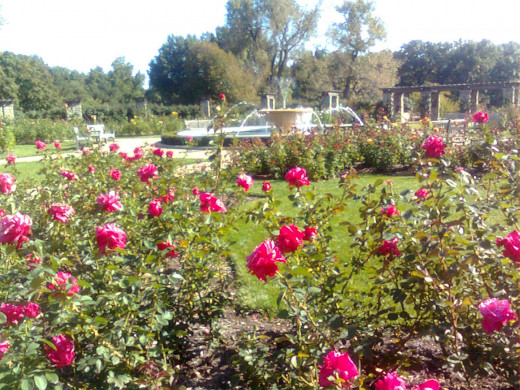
(148, 35), (257, 104)
(327, 0), (385, 99)
(219, 0), (319, 91)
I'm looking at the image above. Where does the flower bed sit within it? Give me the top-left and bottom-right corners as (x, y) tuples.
(0, 116), (517, 388)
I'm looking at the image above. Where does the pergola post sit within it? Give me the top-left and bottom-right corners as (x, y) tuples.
(420, 91), (432, 119)
(470, 90), (479, 112)
(383, 91), (394, 116)
(502, 86), (516, 105)
(392, 93), (403, 120)
(430, 91), (441, 120)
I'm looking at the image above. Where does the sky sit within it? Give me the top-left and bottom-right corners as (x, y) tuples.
(0, 0), (519, 79)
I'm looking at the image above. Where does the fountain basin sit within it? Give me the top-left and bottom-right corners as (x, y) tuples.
(258, 108), (314, 132)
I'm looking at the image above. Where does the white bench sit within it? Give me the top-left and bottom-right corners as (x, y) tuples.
(73, 127), (92, 149)
(86, 124), (116, 143)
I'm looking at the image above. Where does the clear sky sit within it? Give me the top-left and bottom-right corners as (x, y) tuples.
(0, 0), (519, 78)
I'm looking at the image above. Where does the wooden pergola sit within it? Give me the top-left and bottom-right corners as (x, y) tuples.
(382, 81), (520, 120)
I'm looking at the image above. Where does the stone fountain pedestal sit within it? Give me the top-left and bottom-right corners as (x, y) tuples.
(258, 108), (314, 133)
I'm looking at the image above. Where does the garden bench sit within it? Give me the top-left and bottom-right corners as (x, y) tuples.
(86, 124), (116, 144)
(73, 127), (92, 150)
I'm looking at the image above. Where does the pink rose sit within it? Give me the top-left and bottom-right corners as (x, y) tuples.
(187, 136), (194, 142)
(6, 154), (15, 164)
(157, 241), (178, 258)
(478, 298), (517, 334)
(24, 302), (41, 318)
(137, 164), (158, 184)
(109, 143), (120, 152)
(380, 205), (399, 218)
(97, 191), (123, 212)
(285, 167), (310, 188)
(318, 350), (359, 388)
(81, 148), (91, 155)
(96, 223), (126, 254)
(48, 204), (75, 223)
(0, 303), (25, 325)
(109, 169), (121, 181)
(0, 212), (32, 249)
(153, 148), (164, 157)
(161, 188), (175, 204)
(26, 253), (42, 269)
(88, 165), (96, 173)
(496, 231), (520, 264)
(412, 379), (440, 390)
(378, 237), (401, 257)
(119, 152), (130, 160)
(44, 334), (75, 369)
(414, 188), (428, 201)
(262, 181), (271, 192)
(303, 226), (317, 242)
(421, 135), (446, 158)
(35, 140), (46, 150)
(149, 199), (163, 217)
(246, 239), (286, 281)
(60, 170), (76, 181)
(47, 271), (81, 296)
(236, 174), (254, 192)
(199, 192), (227, 213)
(54, 141), (62, 150)
(166, 150), (174, 158)
(0, 340), (9, 359)
(374, 371), (407, 390)
(0, 173), (16, 194)
(472, 110), (489, 124)
(277, 224), (304, 253)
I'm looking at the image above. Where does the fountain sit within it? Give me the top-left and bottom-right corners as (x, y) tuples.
(258, 107), (315, 133)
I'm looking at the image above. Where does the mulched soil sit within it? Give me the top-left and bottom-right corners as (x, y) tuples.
(172, 308), (517, 390)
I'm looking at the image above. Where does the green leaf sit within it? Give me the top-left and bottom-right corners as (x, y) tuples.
(44, 373), (58, 385)
(41, 339), (57, 351)
(0, 312), (6, 325)
(20, 379), (31, 390)
(34, 375), (47, 390)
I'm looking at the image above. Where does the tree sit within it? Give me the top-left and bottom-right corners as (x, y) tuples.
(327, 0), (385, 99)
(219, 0), (320, 90)
(148, 35), (257, 105)
(292, 50), (333, 105)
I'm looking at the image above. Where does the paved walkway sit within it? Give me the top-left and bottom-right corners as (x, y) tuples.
(0, 137), (214, 165)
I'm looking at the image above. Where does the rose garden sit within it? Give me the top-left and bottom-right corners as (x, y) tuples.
(0, 103), (516, 390)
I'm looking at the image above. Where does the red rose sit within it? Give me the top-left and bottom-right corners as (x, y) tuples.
(48, 204), (75, 223)
(199, 192), (227, 213)
(414, 188), (428, 200)
(192, 188), (200, 196)
(96, 223), (126, 254)
(47, 271), (81, 296)
(97, 191), (123, 212)
(246, 239), (286, 281)
(24, 302), (40, 318)
(236, 174), (254, 192)
(0, 212), (32, 249)
(149, 199), (163, 217)
(219, 93), (226, 101)
(472, 110), (489, 124)
(161, 188), (175, 204)
(153, 148), (164, 157)
(88, 165), (96, 173)
(166, 150), (174, 158)
(261, 181), (271, 192)
(303, 226), (317, 241)
(285, 167), (310, 188)
(35, 140), (46, 150)
(380, 205), (399, 218)
(496, 230), (520, 264)
(0, 340), (9, 360)
(0, 303), (25, 325)
(318, 351), (359, 388)
(6, 154), (15, 164)
(44, 335), (75, 369)
(109, 143), (120, 152)
(54, 141), (62, 150)
(137, 164), (158, 184)
(109, 169), (121, 181)
(421, 135), (446, 158)
(277, 224), (304, 253)
(0, 173), (15, 194)
(26, 253), (42, 269)
(378, 236), (401, 257)
(60, 170), (76, 181)
(157, 241), (178, 258)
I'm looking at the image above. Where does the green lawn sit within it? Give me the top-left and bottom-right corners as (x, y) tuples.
(0, 141), (78, 158)
(228, 175), (418, 313)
